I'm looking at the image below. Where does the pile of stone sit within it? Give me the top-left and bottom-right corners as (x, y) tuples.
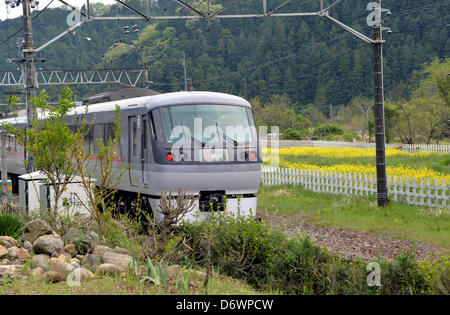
(0, 219), (135, 284)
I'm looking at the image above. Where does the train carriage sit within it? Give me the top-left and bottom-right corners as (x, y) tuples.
(0, 90), (262, 222)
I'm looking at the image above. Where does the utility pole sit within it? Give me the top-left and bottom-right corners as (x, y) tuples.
(1, 131), (9, 200)
(22, 0), (38, 173)
(372, 0), (388, 206)
(183, 50), (187, 91)
(329, 103), (333, 122)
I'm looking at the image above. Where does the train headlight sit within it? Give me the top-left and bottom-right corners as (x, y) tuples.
(249, 151), (257, 160)
(166, 153), (173, 161)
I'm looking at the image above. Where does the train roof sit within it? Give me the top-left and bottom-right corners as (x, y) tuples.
(76, 91), (251, 114)
(0, 91), (252, 127)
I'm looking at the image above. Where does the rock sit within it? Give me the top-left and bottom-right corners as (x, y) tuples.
(0, 239), (11, 249)
(31, 254), (50, 272)
(33, 235), (64, 256)
(192, 270), (207, 283)
(30, 267), (44, 277)
(64, 228), (99, 255)
(44, 271), (65, 283)
(50, 254), (67, 264)
(79, 267), (95, 281)
(97, 263), (120, 276)
(22, 220), (53, 244)
(93, 245), (113, 257)
(17, 248), (30, 261)
(64, 244), (77, 256)
(70, 261), (80, 270)
(0, 259), (8, 265)
(66, 263), (75, 273)
(0, 245), (7, 259)
(6, 246), (20, 261)
(22, 240), (33, 251)
(113, 246), (131, 256)
(81, 254), (101, 269)
(70, 258), (80, 265)
(102, 251), (133, 272)
(75, 255), (84, 262)
(0, 265), (23, 279)
(0, 236), (19, 247)
(166, 264), (182, 281)
(48, 260), (68, 279)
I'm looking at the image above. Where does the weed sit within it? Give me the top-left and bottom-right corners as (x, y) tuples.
(0, 213), (24, 240)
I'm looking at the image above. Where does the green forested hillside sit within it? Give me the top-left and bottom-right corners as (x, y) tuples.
(0, 0), (448, 111)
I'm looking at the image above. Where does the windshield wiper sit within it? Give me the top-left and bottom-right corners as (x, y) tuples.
(215, 122), (238, 146)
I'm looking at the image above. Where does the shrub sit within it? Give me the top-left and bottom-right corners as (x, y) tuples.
(326, 131), (361, 142)
(312, 123), (344, 140)
(178, 213), (437, 295)
(419, 251), (450, 295)
(0, 214), (24, 240)
(282, 128), (310, 140)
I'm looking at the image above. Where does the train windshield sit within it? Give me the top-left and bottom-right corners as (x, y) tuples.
(161, 104), (255, 145)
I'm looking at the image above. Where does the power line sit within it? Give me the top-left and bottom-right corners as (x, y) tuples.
(0, 0), (54, 48)
(391, 0), (450, 17)
(389, 23), (449, 35)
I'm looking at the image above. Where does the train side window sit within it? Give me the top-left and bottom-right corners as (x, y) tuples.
(132, 120), (137, 156)
(151, 109), (164, 143)
(142, 116), (148, 152)
(149, 112), (157, 141)
(103, 123), (113, 146)
(84, 128), (94, 154)
(93, 124), (103, 154)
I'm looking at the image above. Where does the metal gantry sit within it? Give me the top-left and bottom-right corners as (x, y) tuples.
(2, 0), (391, 205)
(0, 68), (148, 87)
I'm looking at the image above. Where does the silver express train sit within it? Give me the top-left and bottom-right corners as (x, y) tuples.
(0, 91), (262, 222)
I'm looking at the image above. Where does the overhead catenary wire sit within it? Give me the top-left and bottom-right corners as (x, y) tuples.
(0, 0), (55, 48)
(391, 0), (450, 17)
(389, 23), (449, 35)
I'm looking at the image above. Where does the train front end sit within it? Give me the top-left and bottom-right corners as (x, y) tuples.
(146, 92), (261, 223)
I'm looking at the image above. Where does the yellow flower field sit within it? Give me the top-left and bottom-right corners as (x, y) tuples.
(262, 147), (450, 183)
(264, 147), (444, 158)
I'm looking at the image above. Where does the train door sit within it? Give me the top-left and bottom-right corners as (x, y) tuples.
(142, 115), (149, 186)
(128, 116), (141, 186)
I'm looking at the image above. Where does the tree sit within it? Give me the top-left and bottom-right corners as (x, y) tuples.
(2, 88), (82, 229)
(334, 96), (373, 140)
(301, 104), (328, 126)
(393, 58), (450, 144)
(73, 104), (128, 234)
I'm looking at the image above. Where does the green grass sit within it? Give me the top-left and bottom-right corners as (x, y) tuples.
(257, 185), (450, 248)
(0, 272), (274, 295)
(280, 153), (450, 174)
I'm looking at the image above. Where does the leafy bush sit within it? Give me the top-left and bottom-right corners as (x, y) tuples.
(282, 128), (310, 140)
(312, 123), (344, 140)
(179, 213), (439, 295)
(326, 131), (361, 142)
(0, 214), (24, 240)
(419, 252), (450, 295)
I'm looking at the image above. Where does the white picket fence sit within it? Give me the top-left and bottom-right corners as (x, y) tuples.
(262, 140), (450, 153)
(262, 166), (449, 208)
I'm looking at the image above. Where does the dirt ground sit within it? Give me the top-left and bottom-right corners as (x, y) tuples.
(258, 212), (447, 262)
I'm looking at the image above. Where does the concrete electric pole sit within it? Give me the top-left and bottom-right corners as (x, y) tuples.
(21, 0), (38, 173)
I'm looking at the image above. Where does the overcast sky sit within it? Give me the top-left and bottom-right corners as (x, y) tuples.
(0, 0), (116, 21)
